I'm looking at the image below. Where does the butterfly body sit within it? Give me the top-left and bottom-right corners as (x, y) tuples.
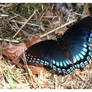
(25, 16), (92, 74)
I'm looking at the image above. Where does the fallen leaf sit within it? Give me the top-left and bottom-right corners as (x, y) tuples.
(2, 36), (44, 76)
(2, 43), (27, 67)
(26, 36), (41, 48)
(24, 63), (44, 75)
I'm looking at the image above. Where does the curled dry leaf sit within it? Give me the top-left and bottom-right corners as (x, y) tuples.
(26, 36), (42, 48)
(2, 36), (44, 76)
(2, 43), (27, 67)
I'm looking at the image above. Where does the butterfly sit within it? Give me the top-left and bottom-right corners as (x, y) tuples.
(25, 16), (92, 74)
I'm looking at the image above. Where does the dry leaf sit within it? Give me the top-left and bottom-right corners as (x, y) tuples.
(26, 36), (42, 48)
(2, 36), (44, 76)
(24, 63), (44, 75)
(2, 43), (27, 67)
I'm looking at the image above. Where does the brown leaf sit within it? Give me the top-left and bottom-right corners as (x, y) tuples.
(2, 43), (27, 67)
(2, 36), (44, 76)
(26, 36), (42, 48)
(24, 63), (44, 75)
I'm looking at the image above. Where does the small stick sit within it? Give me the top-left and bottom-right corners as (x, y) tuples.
(0, 38), (19, 43)
(73, 12), (84, 17)
(11, 20), (40, 27)
(0, 14), (9, 17)
(75, 73), (86, 83)
(40, 19), (77, 38)
(42, 16), (58, 18)
(9, 15), (19, 20)
(23, 52), (36, 87)
(13, 10), (37, 39)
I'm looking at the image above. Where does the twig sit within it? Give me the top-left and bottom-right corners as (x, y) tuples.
(73, 12), (84, 17)
(40, 19), (77, 38)
(0, 14), (9, 17)
(23, 52), (36, 87)
(12, 20), (30, 37)
(11, 20), (40, 27)
(0, 38), (19, 43)
(42, 16), (58, 18)
(9, 15), (19, 20)
(13, 10), (38, 39)
(10, 11), (27, 21)
(75, 73), (86, 83)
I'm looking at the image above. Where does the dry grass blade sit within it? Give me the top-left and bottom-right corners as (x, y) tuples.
(7, 70), (16, 88)
(0, 38), (19, 43)
(22, 52), (36, 87)
(13, 10), (38, 39)
(1, 67), (15, 88)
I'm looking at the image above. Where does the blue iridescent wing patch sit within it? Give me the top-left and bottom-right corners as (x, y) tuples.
(25, 16), (92, 74)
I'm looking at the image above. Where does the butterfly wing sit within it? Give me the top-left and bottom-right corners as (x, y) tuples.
(25, 40), (74, 74)
(60, 16), (92, 68)
(25, 16), (92, 74)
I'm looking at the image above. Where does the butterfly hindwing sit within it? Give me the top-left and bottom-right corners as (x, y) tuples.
(25, 40), (74, 74)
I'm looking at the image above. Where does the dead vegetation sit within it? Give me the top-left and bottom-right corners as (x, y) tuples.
(0, 3), (92, 89)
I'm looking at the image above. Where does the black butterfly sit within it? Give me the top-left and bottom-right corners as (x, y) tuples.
(25, 16), (92, 74)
